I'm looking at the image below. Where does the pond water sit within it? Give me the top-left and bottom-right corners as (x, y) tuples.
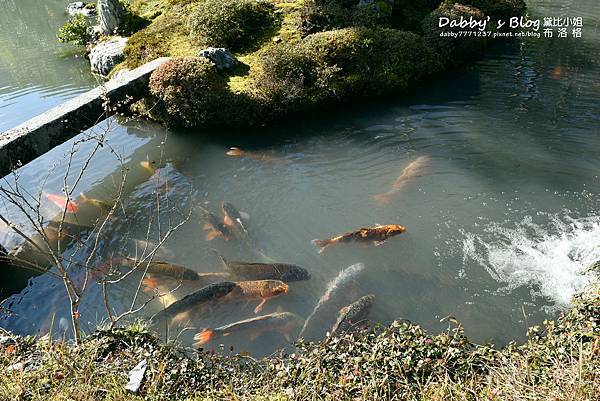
(0, 0), (599, 356)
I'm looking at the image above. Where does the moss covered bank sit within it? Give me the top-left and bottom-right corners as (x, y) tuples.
(80, 0), (527, 129)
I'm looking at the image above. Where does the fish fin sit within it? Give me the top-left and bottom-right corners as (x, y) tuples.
(223, 215), (234, 227)
(194, 329), (215, 347)
(374, 240), (387, 247)
(171, 311), (191, 326)
(143, 277), (160, 291)
(372, 193), (391, 204)
(239, 211), (250, 221)
(203, 223), (212, 230)
(222, 332), (232, 337)
(205, 230), (219, 241)
(209, 250), (228, 269)
(283, 332), (291, 342)
(312, 239), (330, 253)
(254, 299), (267, 314)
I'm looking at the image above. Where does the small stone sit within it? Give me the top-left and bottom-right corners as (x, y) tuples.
(198, 47), (238, 71)
(67, 2), (96, 17)
(6, 362), (24, 373)
(89, 37), (128, 76)
(125, 359), (147, 394)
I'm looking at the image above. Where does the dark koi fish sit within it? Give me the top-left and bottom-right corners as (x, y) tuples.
(152, 281), (237, 323)
(202, 210), (232, 241)
(298, 263), (365, 340)
(330, 294), (375, 336)
(221, 201), (248, 235)
(213, 251), (310, 282)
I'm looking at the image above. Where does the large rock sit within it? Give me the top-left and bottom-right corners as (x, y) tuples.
(89, 37), (128, 76)
(67, 2), (96, 17)
(97, 0), (123, 35)
(198, 48), (238, 71)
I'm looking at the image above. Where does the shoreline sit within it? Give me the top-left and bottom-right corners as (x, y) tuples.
(1, 278), (597, 399)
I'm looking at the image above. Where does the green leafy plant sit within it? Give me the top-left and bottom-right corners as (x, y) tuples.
(57, 14), (93, 45)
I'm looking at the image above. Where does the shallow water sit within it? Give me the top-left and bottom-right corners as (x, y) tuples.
(0, 0), (599, 356)
(0, 0), (96, 131)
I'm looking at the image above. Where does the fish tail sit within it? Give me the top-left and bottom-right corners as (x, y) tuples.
(372, 192), (391, 204)
(194, 328), (217, 347)
(311, 238), (330, 253)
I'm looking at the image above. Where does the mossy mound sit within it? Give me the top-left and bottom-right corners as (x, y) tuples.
(120, 0), (528, 128)
(148, 56), (261, 127)
(422, 3), (488, 64)
(455, 0), (526, 20)
(188, 0), (278, 52)
(256, 27), (436, 112)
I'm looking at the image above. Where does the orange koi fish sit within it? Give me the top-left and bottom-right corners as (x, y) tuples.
(227, 280), (289, 313)
(226, 147), (284, 163)
(45, 193), (79, 213)
(373, 155), (431, 204)
(312, 224), (407, 253)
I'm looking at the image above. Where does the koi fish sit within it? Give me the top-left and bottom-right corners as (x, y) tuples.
(227, 280), (289, 313)
(213, 251), (310, 282)
(373, 155), (431, 204)
(551, 65), (562, 80)
(299, 263), (365, 340)
(202, 210), (232, 241)
(120, 257), (200, 282)
(226, 147), (284, 163)
(312, 224), (407, 253)
(221, 201), (248, 235)
(152, 281), (237, 323)
(330, 294), (375, 336)
(80, 193), (111, 211)
(140, 160), (157, 174)
(45, 193), (79, 213)
(194, 312), (302, 347)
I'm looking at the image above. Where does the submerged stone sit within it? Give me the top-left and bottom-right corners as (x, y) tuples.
(198, 48), (238, 71)
(89, 37), (128, 76)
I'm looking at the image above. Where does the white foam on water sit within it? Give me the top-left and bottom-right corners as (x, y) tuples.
(462, 214), (600, 308)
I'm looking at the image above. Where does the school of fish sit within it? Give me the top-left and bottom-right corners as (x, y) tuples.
(42, 153), (428, 349)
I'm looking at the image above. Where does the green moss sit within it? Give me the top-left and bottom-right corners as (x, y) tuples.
(188, 0), (279, 52)
(148, 57), (262, 127)
(124, 8), (197, 68)
(422, 3), (488, 65)
(255, 27), (436, 113)
(448, 0), (526, 20)
(121, 0), (527, 129)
